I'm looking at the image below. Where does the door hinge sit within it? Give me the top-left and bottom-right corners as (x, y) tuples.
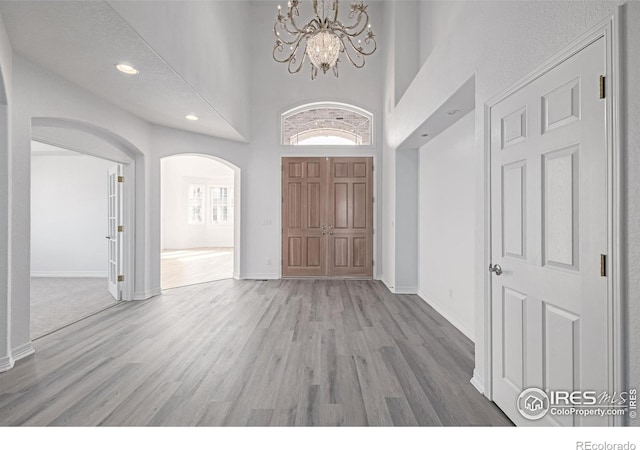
(599, 75), (605, 99)
(117, 225), (124, 232)
(117, 275), (124, 282)
(117, 176), (125, 183)
(600, 254), (607, 277)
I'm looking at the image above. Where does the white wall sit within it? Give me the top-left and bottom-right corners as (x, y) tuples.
(242, 1), (384, 280)
(8, 54), (153, 363)
(0, 9), (12, 370)
(31, 143), (113, 277)
(161, 155), (234, 250)
(394, 148), (418, 293)
(382, 1), (640, 418)
(417, 111), (475, 339)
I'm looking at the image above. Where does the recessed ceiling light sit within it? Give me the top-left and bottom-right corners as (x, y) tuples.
(115, 63), (139, 75)
(185, 114), (199, 121)
(446, 109), (460, 116)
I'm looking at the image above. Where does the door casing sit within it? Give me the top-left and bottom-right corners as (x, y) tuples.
(279, 154), (378, 279)
(30, 138), (136, 302)
(480, 12), (624, 425)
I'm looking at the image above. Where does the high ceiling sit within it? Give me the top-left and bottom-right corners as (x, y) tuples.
(0, 0), (248, 142)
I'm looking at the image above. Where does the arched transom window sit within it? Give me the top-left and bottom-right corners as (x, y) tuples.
(282, 102), (373, 146)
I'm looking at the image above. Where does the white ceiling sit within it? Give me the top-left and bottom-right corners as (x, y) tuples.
(0, 0), (246, 142)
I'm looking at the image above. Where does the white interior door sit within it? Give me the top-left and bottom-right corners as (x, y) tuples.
(490, 37), (608, 426)
(107, 165), (122, 301)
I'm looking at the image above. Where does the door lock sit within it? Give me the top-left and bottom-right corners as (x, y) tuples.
(489, 263), (503, 276)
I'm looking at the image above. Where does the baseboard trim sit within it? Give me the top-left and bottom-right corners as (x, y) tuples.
(381, 278), (395, 292)
(241, 273), (280, 280)
(133, 289), (162, 301)
(12, 342), (35, 361)
(31, 271), (108, 278)
(393, 286), (418, 294)
(233, 271), (241, 280)
(470, 369), (485, 395)
(417, 291), (474, 342)
(0, 355), (12, 373)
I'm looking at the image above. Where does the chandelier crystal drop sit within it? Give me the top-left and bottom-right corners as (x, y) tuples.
(272, 0), (377, 80)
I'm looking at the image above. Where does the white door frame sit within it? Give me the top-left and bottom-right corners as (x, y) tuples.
(277, 153), (379, 280)
(481, 12), (624, 423)
(30, 138), (136, 302)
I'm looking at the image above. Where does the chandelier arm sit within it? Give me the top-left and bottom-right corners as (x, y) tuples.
(288, 44), (308, 74)
(345, 33), (377, 56)
(274, 22), (302, 46)
(288, 8), (314, 35)
(340, 40), (366, 69)
(273, 34), (305, 63)
(332, 0), (339, 23)
(332, 13), (368, 37)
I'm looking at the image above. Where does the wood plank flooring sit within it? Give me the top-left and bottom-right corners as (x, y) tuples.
(161, 248), (233, 290)
(0, 279), (512, 426)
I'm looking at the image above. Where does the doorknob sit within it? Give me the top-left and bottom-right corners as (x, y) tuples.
(321, 225), (327, 229)
(489, 263), (503, 276)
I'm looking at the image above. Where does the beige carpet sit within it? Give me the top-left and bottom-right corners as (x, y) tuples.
(31, 277), (117, 339)
(161, 247), (233, 290)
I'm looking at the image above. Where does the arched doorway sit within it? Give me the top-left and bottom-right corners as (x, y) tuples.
(160, 154), (241, 289)
(29, 118), (142, 338)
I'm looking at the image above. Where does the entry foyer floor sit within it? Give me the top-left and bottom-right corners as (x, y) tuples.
(0, 279), (511, 426)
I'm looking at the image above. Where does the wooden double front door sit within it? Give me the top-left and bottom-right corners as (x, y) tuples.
(282, 157), (373, 278)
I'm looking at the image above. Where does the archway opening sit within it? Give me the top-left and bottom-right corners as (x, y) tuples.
(30, 141), (122, 338)
(160, 154), (239, 289)
(28, 118), (142, 340)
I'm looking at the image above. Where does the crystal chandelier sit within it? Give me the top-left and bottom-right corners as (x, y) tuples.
(273, 0), (377, 80)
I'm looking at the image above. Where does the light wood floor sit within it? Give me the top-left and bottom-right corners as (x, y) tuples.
(0, 279), (512, 426)
(161, 248), (233, 289)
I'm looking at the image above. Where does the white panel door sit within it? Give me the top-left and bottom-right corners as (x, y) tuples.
(490, 37), (608, 426)
(107, 165), (122, 301)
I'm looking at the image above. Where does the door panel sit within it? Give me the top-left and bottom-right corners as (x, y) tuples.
(490, 37), (608, 426)
(327, 157), (373, 277)
(282, 157), (373, 278)
(107, 165), (122, 301)
(282, 158), (327, 277)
